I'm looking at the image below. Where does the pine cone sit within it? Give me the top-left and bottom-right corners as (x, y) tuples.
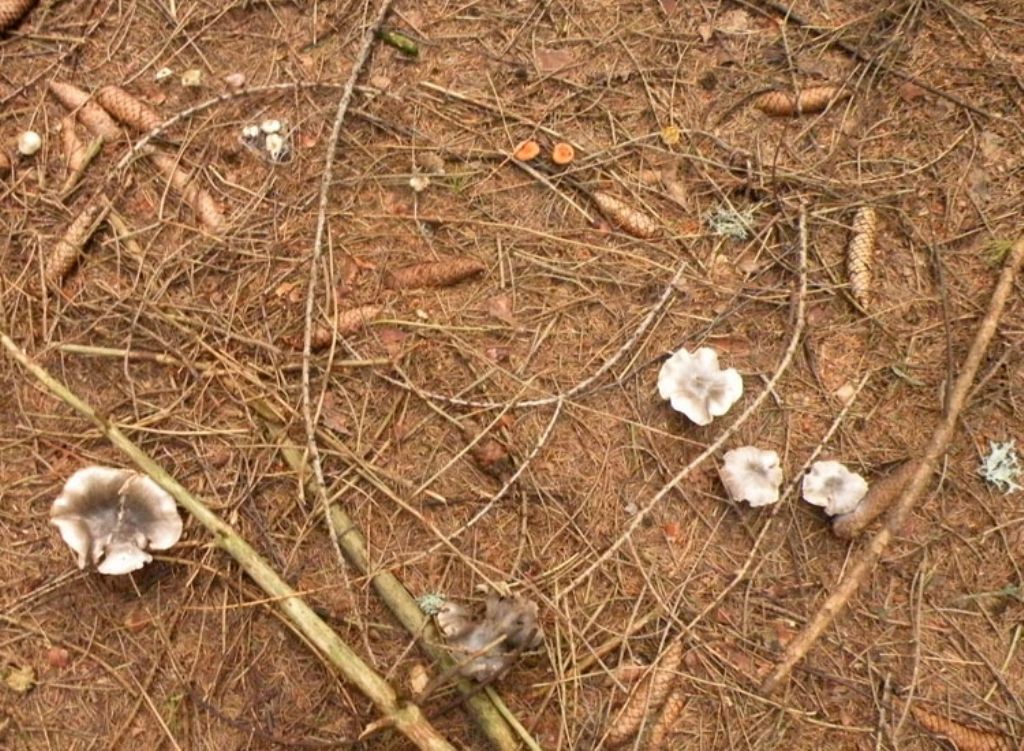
(0, 0), (36, 32)
(95, 85), (163, 133)
(755, 85), (848, 116)
(149, 153), (225, 230)
(48, 82), (123, 142)
(44, 202), (109, 286)
(846, 206), (877, 309)
(384, 258), (486, 290)
(308, 305), (383, 350)
(592, 191), (659, 238)
(605, 639), (684, 748)
(912, 705), (1015, 751)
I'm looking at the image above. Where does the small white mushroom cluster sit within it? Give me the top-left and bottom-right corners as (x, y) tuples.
(50, 466), (183, 575)
(240, 118), (291, 164)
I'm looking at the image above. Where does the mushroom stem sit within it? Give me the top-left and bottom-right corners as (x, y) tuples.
(0, 330), (454, 751)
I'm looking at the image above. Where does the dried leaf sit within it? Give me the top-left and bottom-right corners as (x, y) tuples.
(898, 81), (926, 103)
(605, 639), (684, 747)
(471, 438), (509, 470)
(485, 293), (516, 325)
(592, 191), (659, 238)
(48, 81), (123, 142)
(408, 663), (430, 696)
(319, 390), (349, 435)
(375, 326), (408, 356)
(95, 85), (163, 133)
(149, 152), (225, 229)
(2, 665), (35, 694)
(846, 206), (877, 309)
(754, 85), (849, 116)
(832, 460), (915, 539)
(912, 705), (1014, 751)
(0, 0), (36, 32)
(646, 688), (687, 750)
(384, 257), (485, 290)
(45, 647), (70, 670)
(662, 521), (681, 541)
(309, 305), (383, 350)
(44, 201), (110, 287)
(535, 47), (574, 74)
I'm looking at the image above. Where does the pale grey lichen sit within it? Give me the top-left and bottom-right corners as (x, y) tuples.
(707, 205), (755, 240)
(978, 440), (1022, 494)
(416, 592), (446, 615)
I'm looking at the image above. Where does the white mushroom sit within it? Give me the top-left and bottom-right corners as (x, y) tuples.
(241, 124), (260, 141)
(801, 460), (868, 516)
(260, 118), (282, 135)
(50, 466), (183, 575)
(17, 130), (42, 157)
(264, 132), (288, 162)
(657, 346), (743, 426)
(719, 446), (783, 507)
(435, 595), (543, 682)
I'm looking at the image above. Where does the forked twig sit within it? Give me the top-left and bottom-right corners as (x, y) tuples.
(761, 234), (1024, 694)
(0, 330), (454, 751)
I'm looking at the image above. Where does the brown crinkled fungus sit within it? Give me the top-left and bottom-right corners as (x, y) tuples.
(50, 466), (183, 575)
(436, 594), (544, 682)
(551, 142), (575, 165)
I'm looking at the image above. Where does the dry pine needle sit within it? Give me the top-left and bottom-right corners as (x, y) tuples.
(912, 705), (1015, 751)
(149, 153), (225, 230)
(384, 257), (486, 290)
(605, 639), (684, 748)
(44, 202), (110, 286)
(0, 0), (36, 32)
(755, 85), (848, 116)
(847, 206), (877, 309)
(48, 82), (123, 142)
(95, 85), (163, 133)
(592, 191), (659, 239)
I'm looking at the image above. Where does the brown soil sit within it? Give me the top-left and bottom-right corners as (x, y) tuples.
(2, 1), (1023, 749)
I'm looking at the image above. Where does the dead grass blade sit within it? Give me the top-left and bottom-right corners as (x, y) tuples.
(911, 705), (1015, 751)
(754, 85), (848, 116)
(48, 81), (123, 142)
(604, 639), (684, 748)
(847, 206), (877, 309)
(44, 201), (110, 287)
(591, 191), (659, 238)
(384, 257), (486, 289)
(0, 0), (35, 31)
(308, 305), (382, 350)
(0, 331), (457, 751)
(95, 85), (162, 132)
(762, 234), (1024, 693)
(148, 152), (225, 230)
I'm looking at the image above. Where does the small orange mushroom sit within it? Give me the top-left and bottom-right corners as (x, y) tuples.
(512, 139), (540, 161)
(551, 142), (575, 165)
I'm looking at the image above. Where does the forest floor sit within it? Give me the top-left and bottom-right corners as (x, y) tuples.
(1, 0), (1023, 749)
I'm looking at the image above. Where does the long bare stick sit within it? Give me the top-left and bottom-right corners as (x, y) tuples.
(300, 0), (393, 575)
(762, 235), (1024, 694)
(0, 331), (454, 751)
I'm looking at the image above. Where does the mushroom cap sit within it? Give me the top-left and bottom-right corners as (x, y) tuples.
(719, 446), (784, 507)
(657, 346), (744, 426)
(436, 595), (543, 682)
(50, 466), (183, 574)
(801, 460), (868, 516)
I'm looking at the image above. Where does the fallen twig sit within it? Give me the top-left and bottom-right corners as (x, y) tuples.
(761, 234), (1024, 694)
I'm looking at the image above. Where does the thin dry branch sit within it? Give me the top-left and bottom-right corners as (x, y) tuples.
(762, 234), (1024, 694)
(0, 332), (456, 751)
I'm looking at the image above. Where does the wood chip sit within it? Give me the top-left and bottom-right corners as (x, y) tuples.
(384, 257), (485, 290)
(309, 305), (382, 350)
(148, 152), (225, 230)
(95, 85), (163, 133)
(912, 705), (1014, 751)
(847, 206), (877, 309)
(0, 0), (36, 32)
(605, 639), (683, 748)
(48, 82), (123, 142)
(592, 191), (659, 238)
(44, 201), (110, 287)
(754, 85), (848, 116)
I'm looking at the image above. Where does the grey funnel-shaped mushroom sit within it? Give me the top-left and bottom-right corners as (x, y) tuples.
(719, 446), (784, 507)
(50, 466), (183, 575)
(658, 346), (743, 426)
(801, 460), (869, 516)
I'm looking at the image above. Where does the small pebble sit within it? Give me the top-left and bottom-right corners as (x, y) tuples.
(17, 130), (42, 156)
